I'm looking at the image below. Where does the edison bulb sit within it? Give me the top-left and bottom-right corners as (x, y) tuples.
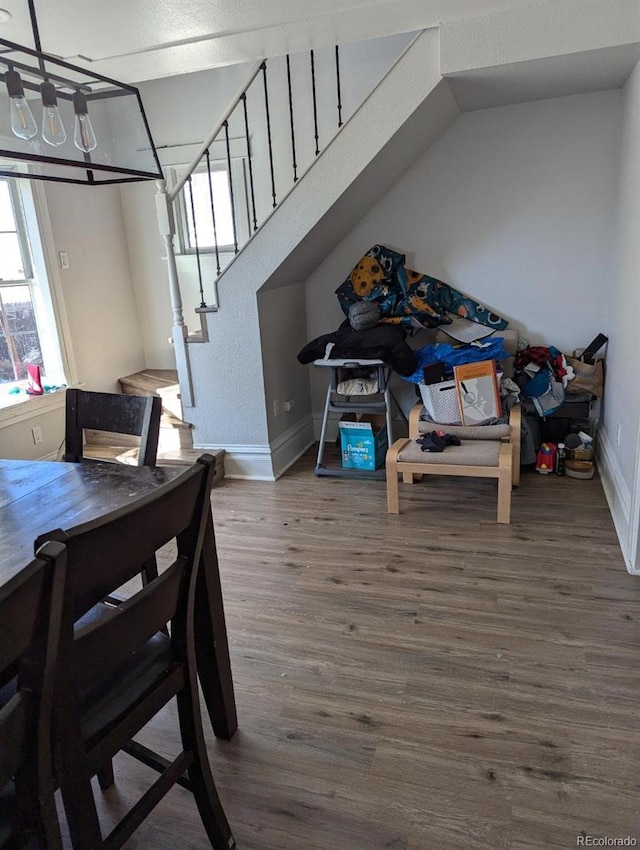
(5, 69), (37, 140)
(40, 81), (66, 147)
(72, 90), (97, 152)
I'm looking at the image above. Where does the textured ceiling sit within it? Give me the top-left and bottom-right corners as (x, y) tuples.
(0, 0), (551, 82)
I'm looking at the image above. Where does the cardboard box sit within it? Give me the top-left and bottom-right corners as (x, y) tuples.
(339, 414), (388, 470)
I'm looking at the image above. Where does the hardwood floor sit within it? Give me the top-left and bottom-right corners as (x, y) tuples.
(80, 447), (640, 849)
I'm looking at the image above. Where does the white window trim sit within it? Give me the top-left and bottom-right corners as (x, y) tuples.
(27, 178), (77, 386)
(0, 172), (77, 425)
(167, 159), (251, 257)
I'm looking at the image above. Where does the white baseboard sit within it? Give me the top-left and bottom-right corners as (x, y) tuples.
(196, 415), (315, 481)
(194, 442), (275, 480)
(597, 426), (635, 573)
(271, 414), (315, 479)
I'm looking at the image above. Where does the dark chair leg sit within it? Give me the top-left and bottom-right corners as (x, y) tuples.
(97, 760), (115, 791)
(61, 775), (102, 849)
(176, 687), (235, 850)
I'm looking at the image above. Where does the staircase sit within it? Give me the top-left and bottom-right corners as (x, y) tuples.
(166, 27), (460, 478)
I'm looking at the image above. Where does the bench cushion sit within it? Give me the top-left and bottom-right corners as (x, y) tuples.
(397, 439), (502, 467)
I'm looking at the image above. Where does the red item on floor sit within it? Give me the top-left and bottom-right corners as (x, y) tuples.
(536, 442), (557, 475)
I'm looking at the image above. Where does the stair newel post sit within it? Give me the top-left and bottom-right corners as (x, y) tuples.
(155, 179), (194, 408)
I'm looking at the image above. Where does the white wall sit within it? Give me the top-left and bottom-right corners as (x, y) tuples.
(43, 182), (145, 391)
(0, 401), (65, 460)
(258, 283), (312, 443)
(120, 33), (415, 370)
(599, 60), (640, 571)
(305, 90), (622, 421)
(258, 282), (314, 475)
(0, 181), (145, 460)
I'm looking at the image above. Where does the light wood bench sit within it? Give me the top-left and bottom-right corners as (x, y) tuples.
(386, 403), (521, 523)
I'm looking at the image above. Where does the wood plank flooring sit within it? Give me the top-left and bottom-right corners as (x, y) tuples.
(78, 447), (640, 849)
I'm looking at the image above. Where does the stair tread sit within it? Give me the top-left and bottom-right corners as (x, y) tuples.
(118, 369), (185, 429)
(119, 369), (178, 390)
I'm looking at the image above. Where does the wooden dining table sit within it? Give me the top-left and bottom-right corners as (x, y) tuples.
(0, 457), (237, 739)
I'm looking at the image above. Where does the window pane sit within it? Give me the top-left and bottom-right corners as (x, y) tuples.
(0, 285), (43, 383)
(0, 335), (12, 382)
(0, 181), (17, 231)
(185, 171), (234, 248)
(0, 233), (26, 280)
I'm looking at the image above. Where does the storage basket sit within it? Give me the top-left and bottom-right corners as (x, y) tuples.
(419, 380), (462, 425)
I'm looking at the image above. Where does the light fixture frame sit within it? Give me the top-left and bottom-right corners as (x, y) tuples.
(0, 4), (163, 186)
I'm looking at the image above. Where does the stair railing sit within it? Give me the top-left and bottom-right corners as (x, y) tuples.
(155, 48), (347, 407)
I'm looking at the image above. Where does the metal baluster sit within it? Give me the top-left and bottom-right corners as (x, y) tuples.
(335, 45), (343, 128)
(223, 120), (239, 253)
(204, 148), (221, 276)
(261, 61), (277, 208)
(286, 55), (298, 182)
(187, 174), (206, 308)
(310, 49), (319, 155)
(241, 92), (258, 231)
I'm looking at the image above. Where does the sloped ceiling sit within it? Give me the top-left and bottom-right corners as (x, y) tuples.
(0, 0), (553, 82)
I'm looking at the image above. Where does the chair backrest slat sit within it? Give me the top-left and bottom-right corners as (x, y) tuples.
(37, 461), (208, 619)
(0, 695), (28, 787)
(0, 560), (47, 672)
(73, 559), (185, 690)
(64, 388), (162, 467)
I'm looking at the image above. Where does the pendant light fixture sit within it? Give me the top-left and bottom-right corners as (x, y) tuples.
(0, 0), (162, 185)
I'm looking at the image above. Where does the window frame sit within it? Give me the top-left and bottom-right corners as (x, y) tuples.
(169, 158), (251, 257)
(0, 177), (33, 282)
(0, 165), (76, 414)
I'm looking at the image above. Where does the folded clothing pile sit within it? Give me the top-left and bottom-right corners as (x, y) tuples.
(416, 431), (461, 453)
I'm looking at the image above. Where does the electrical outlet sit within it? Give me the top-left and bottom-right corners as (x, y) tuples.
(273, 399), (280, 418)
(31, 424), (43, 445)
(283, 399), (294, 413)
(616, 423), (622, 446)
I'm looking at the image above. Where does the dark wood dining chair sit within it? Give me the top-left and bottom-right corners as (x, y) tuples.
(36, 454), (235, 850)
(64, 388), (162, 467)
(65, 387), (164, 595)
(0, 541), (67, 850)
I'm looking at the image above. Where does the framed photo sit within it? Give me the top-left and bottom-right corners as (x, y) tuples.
(453, 360), (502, 425)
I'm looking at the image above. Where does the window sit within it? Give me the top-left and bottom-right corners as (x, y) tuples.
(171, 160), (251, 256)
(0, 169), (68, 398)
(0, 179), (42, 382)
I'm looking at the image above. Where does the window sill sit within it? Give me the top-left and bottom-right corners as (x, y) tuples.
(0, 384), (67, 427)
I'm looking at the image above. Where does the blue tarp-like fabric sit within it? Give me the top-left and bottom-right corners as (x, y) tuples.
(402, 338), (511, 384)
